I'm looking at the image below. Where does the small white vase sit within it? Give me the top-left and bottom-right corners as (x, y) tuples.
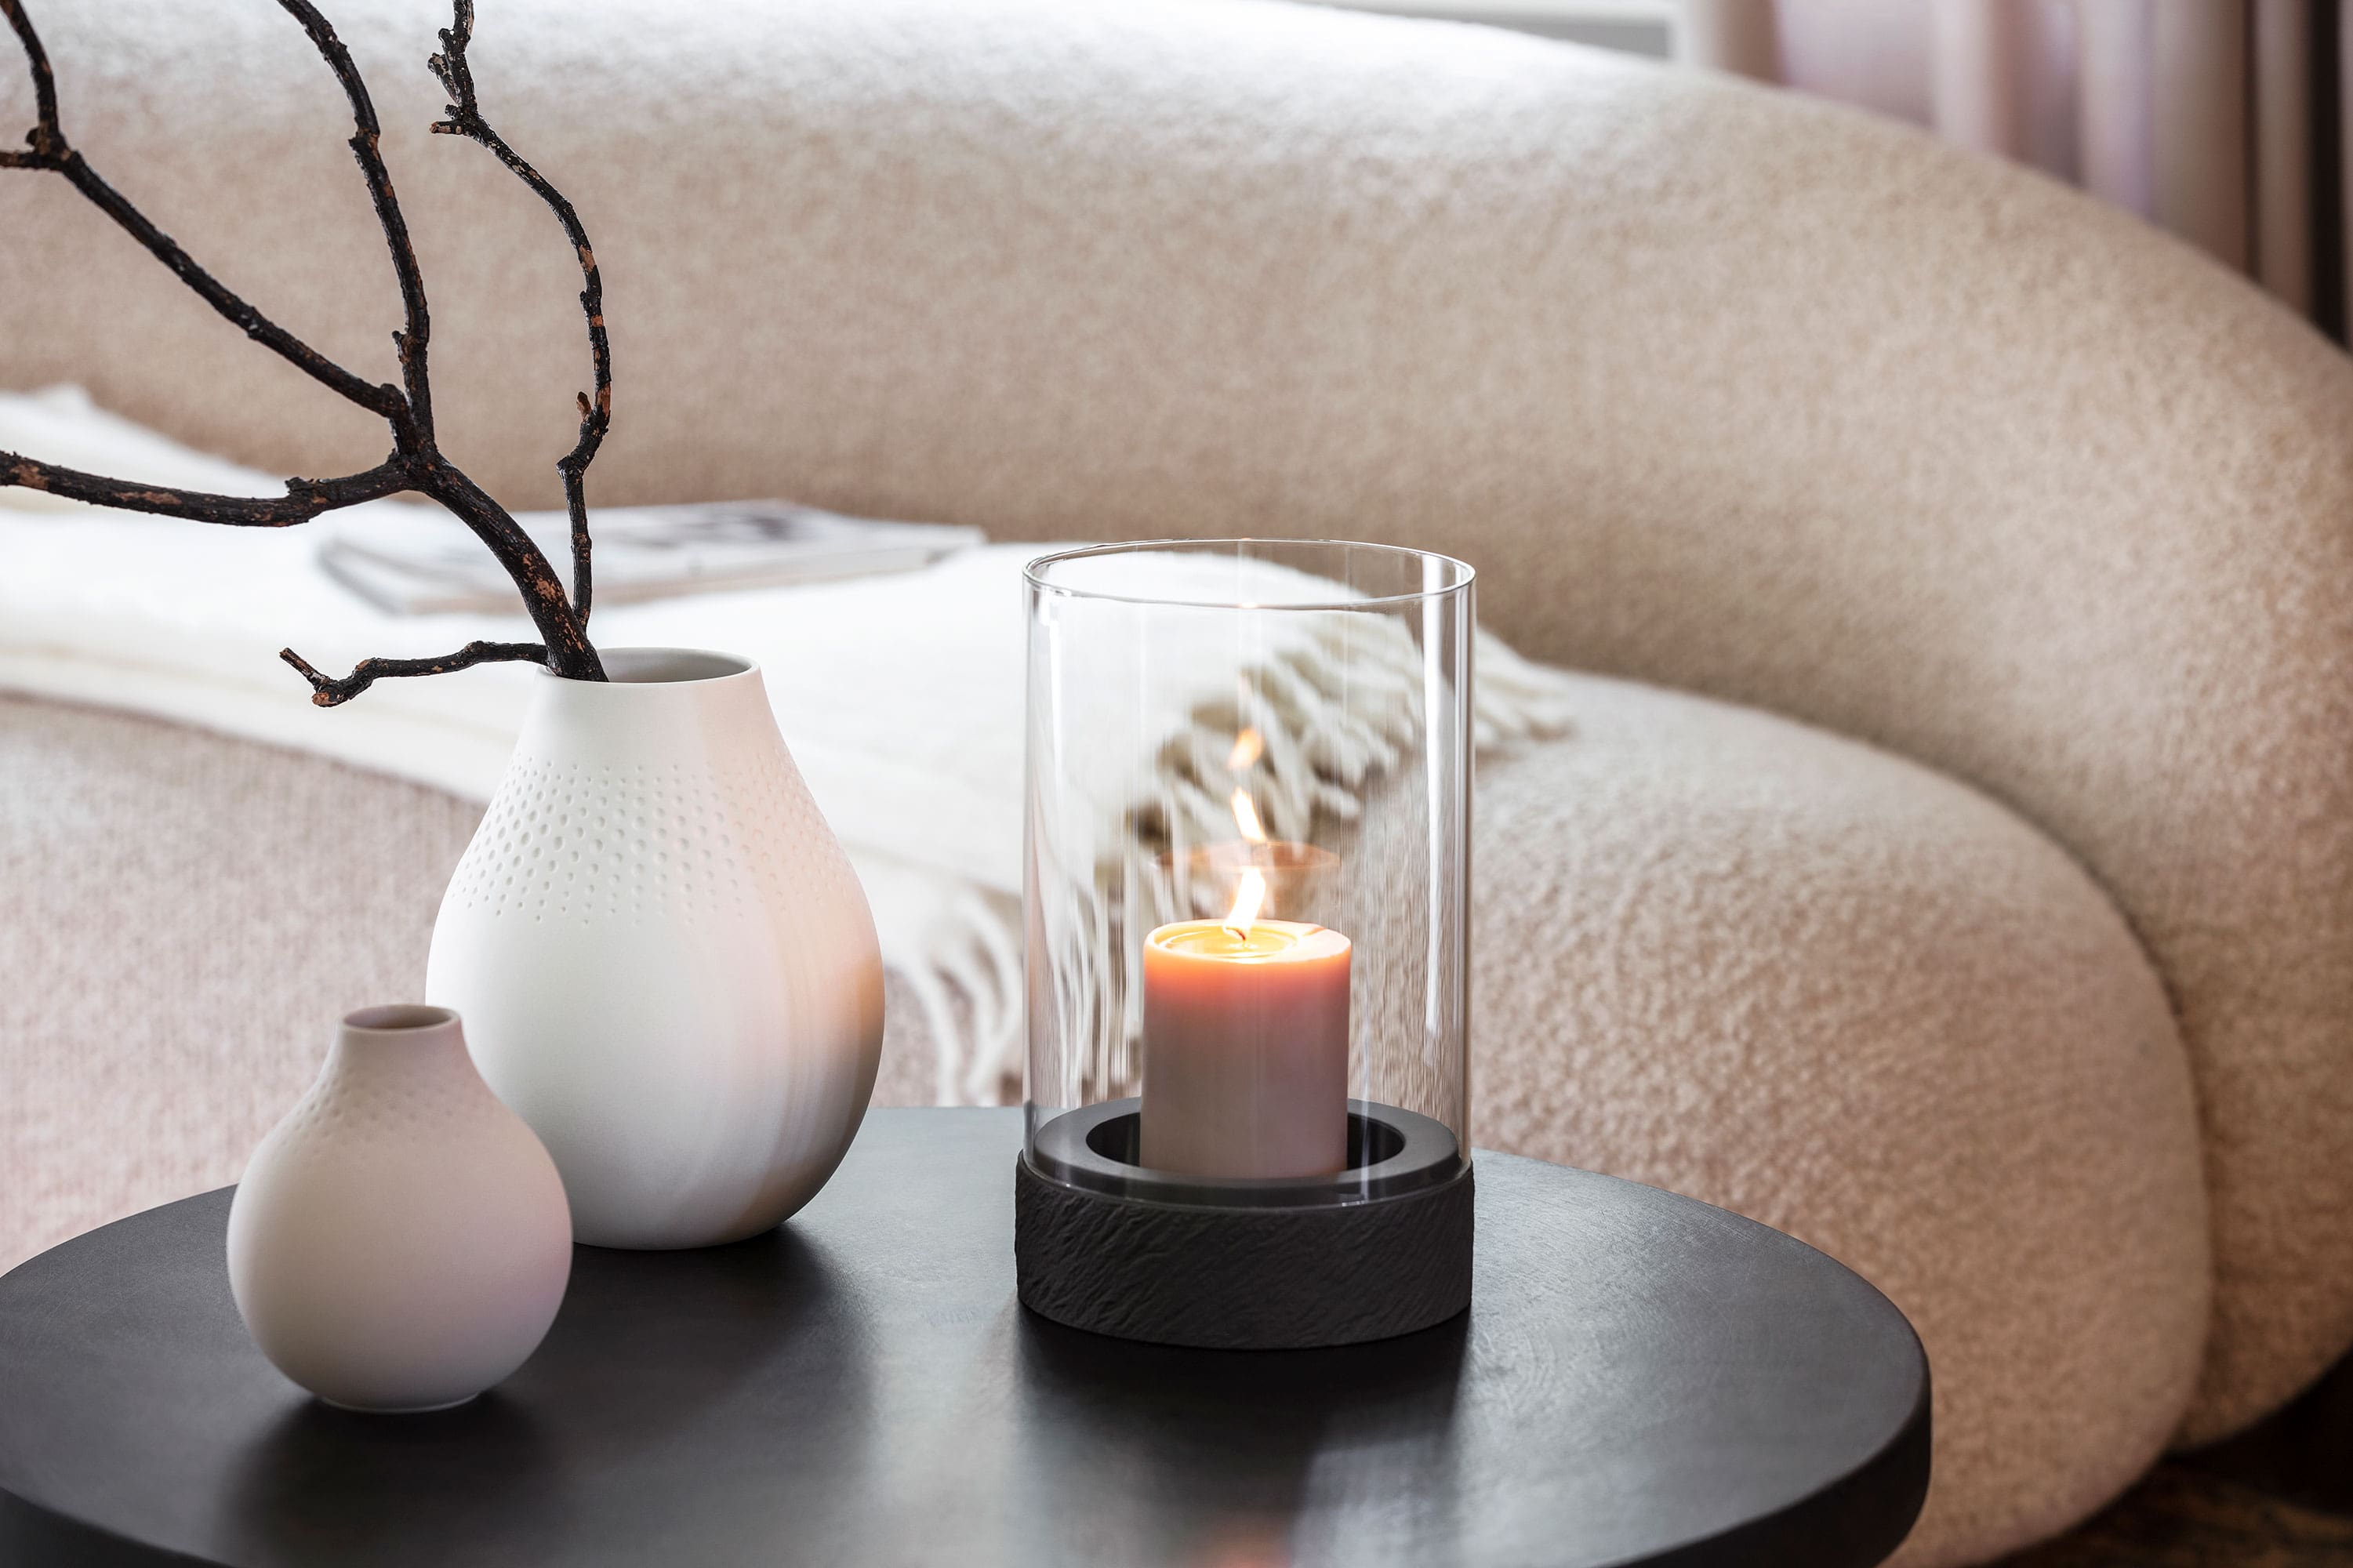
(426, 647), (885, 1249)
(227, 1005), (572, 1413)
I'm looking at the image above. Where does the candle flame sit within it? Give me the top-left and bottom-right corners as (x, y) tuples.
(1229, 787), (1268, 844)
(1223, 868), (1268, 938)
(1227, 726), (1265, 771)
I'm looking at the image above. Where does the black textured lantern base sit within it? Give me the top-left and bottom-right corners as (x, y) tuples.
(1013, 1098), (1473, 1349)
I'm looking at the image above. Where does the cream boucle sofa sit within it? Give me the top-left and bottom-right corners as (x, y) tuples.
(5, 2), (2351, 1564)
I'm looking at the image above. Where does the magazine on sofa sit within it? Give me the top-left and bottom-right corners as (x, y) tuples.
(320, 500), (986, 615)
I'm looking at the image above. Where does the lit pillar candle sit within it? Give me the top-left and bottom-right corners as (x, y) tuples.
(1139, 871), (1352, 1179)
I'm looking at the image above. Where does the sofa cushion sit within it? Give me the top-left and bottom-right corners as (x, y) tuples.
(1473, 673), (2209, 1566)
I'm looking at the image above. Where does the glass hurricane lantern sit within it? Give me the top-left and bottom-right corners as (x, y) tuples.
(1015, 540), (1475, 1348)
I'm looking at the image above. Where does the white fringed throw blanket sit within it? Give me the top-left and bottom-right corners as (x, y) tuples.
(0, 387), (1570, 1099)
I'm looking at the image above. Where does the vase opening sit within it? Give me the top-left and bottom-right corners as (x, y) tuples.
(578, 648), (753, 686)
(343, 1004), (458, 1034)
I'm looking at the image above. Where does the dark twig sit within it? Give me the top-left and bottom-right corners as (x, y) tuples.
(274, 0), (436, 447)
(0, 0), (60, 164)
(418, 455), (600, 655)
(0, 453), (410, 524)
(50, 158), (411, 423)
(0, 0), (612, 699)
(281, 640), (547, 707)
(430, 0), (608, 621)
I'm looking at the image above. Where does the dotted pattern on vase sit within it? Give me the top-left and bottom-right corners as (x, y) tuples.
(273, 1046), (499, 1157)
(444, 748), (860, 929)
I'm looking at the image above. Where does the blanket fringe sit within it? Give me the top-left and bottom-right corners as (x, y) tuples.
(920, 626), (1573, 1106)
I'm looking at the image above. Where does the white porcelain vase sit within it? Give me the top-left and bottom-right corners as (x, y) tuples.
(427, 647), (885, 1250)
(227, 1005), (572, 1413)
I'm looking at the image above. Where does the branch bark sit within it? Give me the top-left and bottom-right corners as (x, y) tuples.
(56, 157), (412, 423)
(0, 0), (59, 164)
(274, 0), (437, 447)
(282, 640), (547, 707)
(417, 456), (604, 680)
(0, 453), (410, 524)
(430, 0), (608, 622)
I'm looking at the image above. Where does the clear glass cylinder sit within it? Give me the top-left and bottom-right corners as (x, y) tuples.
(1023, 539), (1472, 1202)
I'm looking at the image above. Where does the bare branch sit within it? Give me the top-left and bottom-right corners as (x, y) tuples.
(0, 453), (410, 524)
(60, 160), (413, 423)
(281, 639), (546, 707)
(430, 0), (608, 621)
(0, 0), (61, 162)
(273, 0), (436, 446)
(418, 456), (604, 681)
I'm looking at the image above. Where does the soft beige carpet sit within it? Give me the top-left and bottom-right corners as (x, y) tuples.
(2000, 1468), (2353, 1566)
(0, 693), (938, 1274)
(2063, 1350), (2353, 1565)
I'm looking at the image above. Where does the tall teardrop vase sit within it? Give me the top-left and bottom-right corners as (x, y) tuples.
(427, 648), (885, 1249)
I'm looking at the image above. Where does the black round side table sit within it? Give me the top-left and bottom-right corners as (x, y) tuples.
(0, 1109), (1929, 1567)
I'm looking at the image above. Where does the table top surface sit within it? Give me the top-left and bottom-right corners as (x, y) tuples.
(0, 1109), (1929, 1568)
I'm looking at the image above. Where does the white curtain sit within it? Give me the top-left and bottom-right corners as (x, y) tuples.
(1680, 0), (2344, 336)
